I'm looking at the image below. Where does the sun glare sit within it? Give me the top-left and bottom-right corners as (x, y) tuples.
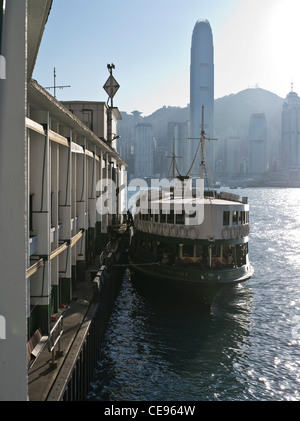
(265, 1), (300, 94)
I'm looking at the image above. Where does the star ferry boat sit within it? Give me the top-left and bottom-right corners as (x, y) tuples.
(129, 108), (254, 308)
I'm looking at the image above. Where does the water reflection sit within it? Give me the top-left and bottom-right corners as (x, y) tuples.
(88, 188), (300, 401)
(88, 269), (253, 401)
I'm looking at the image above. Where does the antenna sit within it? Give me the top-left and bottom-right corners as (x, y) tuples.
(167, 137), (182, 179)
(187, 106), (217, 196)
(44, 67), (71, 99)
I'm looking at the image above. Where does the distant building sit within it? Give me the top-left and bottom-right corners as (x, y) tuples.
(117, 110), (143, 178)
(225, 137), (242, 174)
(249, 112), (268, 173)
(134, 123), (154, 178)
(281, 89), (300, 185)
(190, 19), (214, 175)
(167, 121), (190, 177)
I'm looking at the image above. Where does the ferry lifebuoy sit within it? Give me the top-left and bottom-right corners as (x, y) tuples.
(231, 226), (238, 239)
(188, 226), (198, 240)
(169, 225), (178, 237)
(222, 227), (230, 239)
(147, 222), (151, 233)
(238, 225), (242, 238)
(158, 224), (164, 235)
(179, 226), (187, 238)
(163, 224), (169, 236)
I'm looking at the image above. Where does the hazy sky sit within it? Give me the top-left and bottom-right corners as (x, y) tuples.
(33, 0), (300, 116)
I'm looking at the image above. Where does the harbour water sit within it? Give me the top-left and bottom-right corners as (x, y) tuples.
(87, 188), (300, 401)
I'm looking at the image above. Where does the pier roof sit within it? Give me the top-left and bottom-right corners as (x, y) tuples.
(27, 0), (53, 81)
(28, 79), (127, 166)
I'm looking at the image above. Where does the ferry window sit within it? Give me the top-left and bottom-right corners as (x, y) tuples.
(195, 244), (202, 257)
(232, 211), (238, 225)
(223, 211), (230, 226)
(212, 245), (220, 257)
(245, 211), (249, 223)
(167, 210), (174, 224)
(154, 213), (159, 223)
(240, 211), (245, 224)
(176, 212), (184, 224)
(182, 244), (194, 257)
(160, 211), (167, 223)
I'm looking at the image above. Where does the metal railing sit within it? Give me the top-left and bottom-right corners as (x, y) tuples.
(48, 315), (64, 367)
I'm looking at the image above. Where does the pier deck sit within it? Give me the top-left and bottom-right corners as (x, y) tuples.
(28, 279), (93, 401)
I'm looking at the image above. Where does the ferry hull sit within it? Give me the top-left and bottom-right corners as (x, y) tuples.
(129, 253), (254, 308)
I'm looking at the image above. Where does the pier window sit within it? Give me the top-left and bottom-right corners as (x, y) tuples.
(223, 211), (230, 226)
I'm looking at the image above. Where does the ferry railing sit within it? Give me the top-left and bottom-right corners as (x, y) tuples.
(48, 315), (64, 368)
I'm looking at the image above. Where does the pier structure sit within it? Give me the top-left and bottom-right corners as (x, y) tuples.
(0, 0), (127, 400)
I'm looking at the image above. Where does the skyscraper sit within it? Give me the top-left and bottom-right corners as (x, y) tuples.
(249, 112), (268, 174)
(281, 88), (300, 186)
(190, 19), (214, 176)
(134, 123), (154, 178)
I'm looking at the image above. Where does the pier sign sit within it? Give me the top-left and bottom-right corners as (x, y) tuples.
(103, 74), (120, 99)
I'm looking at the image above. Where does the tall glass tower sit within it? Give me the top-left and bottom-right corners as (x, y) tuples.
(190, 19), (214, 177)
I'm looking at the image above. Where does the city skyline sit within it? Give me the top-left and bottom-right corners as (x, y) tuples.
(33, 0), (300, 116)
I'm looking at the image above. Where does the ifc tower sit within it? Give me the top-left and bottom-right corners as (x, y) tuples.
(190, 19), (214, 176)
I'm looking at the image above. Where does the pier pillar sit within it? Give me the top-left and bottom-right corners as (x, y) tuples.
(59, 127), (72, 304)
(71, 142), (77, 288)
(87, 148), (97, 267)
(29, 110), (51, 335)
(95, 150), (103, 254)
(0, 0), (28, 401)
(76, 139), (87, 282)
(50, 122), (60, 313)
